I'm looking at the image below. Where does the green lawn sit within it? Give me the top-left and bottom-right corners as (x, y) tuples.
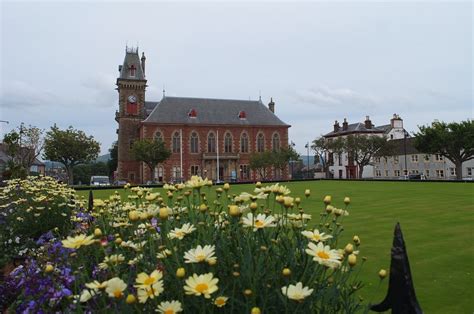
(77, 181), (474, 313)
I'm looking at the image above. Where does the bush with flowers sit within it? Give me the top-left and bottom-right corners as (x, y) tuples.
(0, 176), (78, 268)
(3, 176), (369, 313)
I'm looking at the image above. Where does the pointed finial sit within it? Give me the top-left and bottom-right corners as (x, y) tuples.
(163, 85), (166, 97)
(259, 90), (262, 101)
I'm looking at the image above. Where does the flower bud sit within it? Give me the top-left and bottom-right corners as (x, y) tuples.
(129, 210), (139, 221)
(216, 188), (223, 194)
(251, 307), (261, 314)
(325, 205), (334, 214)
(250, 202), (258, 211)
(323, 195), (332, 204)
(199, 203), (208, 213)
(208, 259), (217, 266)
(283, 197), (294, 208)
(344, 197), (351, 205)
(223, 183), (230, 191)
(115, 237), (122, 245)
(94, 228), (102, 237)
(229, 205), (240, 217)
(304, 189), (310, 197)
(44, 264), (54, 273)
(378, 269), (387, 279)
(256, 182), (262, 188)
(176, 267), (186, 278)
(243, 289), (252, 296)
(282, 268), (291, 276)
(348, 254), (357, 266)
(159, 207), (169, 220)
(126, 294), (136, 304)
(344, 243), (354, 254)
(232, 271), (240, 277)
(353, 235), (361, 246)
(295, 197), (301, 205)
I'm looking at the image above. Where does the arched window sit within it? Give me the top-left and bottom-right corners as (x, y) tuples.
(224, 132), (232, 153)
(272, 133), (280, 151)
(257, 133), (265, 153)
(207, 132), (216, 153)
(130, 65), (136, 77)
(172, 131), (180, 153)
(190, 132), (199, 153)
(154, 131), (163, 142)
(240, 132), (249, 153)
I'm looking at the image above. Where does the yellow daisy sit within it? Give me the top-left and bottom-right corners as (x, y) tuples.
(242, 213), (276, 231)
(156, 300), (183, 313)
(184, 245), (217, 264)
(61, 234), (95, 249)
(301, 229), (333, 242)
(184, 273), (219, 298)
(214, 296), (229, 307)
(305, 242), (343, 269)
(135, 270), (164, 289)
(281, 282), (314, 301)
(105, 277), (127, 299)
(168, 223), (196, 240)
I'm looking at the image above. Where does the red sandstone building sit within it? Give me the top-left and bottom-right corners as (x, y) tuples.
(115, 48), (290, 183)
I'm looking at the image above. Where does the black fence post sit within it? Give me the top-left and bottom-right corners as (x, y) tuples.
(88, 190), (94, 211)
(371, 222), (422, 314)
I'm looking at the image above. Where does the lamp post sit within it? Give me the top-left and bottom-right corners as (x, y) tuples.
(305, 142), (310, 179)
(290, 141), (296, 180)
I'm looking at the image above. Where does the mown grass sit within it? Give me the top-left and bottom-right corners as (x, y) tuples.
(77, 181), (474, 313)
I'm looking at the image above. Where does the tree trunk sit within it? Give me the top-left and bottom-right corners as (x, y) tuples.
(148, 164), (155, 183)
(66, 165), (74, 185)
(358, 165), (364, 179)
(455, 161), (463, 180)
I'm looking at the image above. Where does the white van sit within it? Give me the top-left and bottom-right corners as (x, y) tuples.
(90, 176), (110, 186)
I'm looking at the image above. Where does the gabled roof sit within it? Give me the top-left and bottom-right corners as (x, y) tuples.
(119, 48), (145, 80)
(143, 96), (290, 127)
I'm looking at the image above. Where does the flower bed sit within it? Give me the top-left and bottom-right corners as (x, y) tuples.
(1, 176), (368, 313)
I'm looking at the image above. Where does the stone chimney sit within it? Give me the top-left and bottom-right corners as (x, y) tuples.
(268, 97), (275, 113)
(342, 118), (348, 131)
(364, 115), (372, 129)
(390, 113), (403, 128)
(333, 120), (340, 132)
(141, 52), (146, 76)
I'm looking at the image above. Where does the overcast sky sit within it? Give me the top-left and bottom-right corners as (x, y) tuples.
(1, 1), (472, 155)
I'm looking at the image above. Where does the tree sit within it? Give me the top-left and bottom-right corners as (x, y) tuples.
(272, 147), (299, 179)
(107, 141), (118, 177)
(73, 162), (109, 185)
(415, 120), (474, 180)
(43, 126), (100, 185)
(3, 123), (44, 177)
(249, 151), (273, 179)
(312, 137), (345, 178)
(131, 138), (171, 183)
(344, 135), (394, 179)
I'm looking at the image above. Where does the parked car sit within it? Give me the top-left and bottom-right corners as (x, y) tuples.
(90, 176), (110, 186)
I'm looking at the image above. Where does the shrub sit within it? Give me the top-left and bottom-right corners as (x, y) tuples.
(6, 177), (367, 313)
(0, 176), (77, 267)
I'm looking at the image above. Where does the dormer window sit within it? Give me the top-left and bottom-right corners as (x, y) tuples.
(238, 111), (246, 119)
(188, 109), (197, 118)
(129, 65), (136, 77)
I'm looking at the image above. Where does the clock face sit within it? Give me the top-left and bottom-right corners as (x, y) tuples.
(128, 95), (137, 103)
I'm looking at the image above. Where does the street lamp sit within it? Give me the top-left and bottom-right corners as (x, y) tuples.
(305, 142), (310, 179)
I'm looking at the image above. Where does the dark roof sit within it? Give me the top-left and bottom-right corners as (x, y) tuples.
(324, 122), (386, 137)
(119, 48), (145, 80)
(143, 96), (289, 127)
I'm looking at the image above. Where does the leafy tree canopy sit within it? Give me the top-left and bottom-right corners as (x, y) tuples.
(132, 138), (171, 182)
(43, 125), (100, 185)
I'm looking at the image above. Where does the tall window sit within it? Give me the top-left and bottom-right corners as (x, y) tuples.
(172, 132), (180, 153)
(154, 131), (163, 142)
(240, 164), (250, 180)
(190, 132), (199, 153)
(257, 133), (265, 153)
(272, 133), (280, 151)
(207, 132), (216, 153)
(240, 132), (249, 153)
(224, 133), (232, 153)
(191, 165), (200, 176)
(130, 65), (136, 77)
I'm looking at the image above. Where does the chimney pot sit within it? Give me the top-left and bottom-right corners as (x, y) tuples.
(268, 98), (275, 113)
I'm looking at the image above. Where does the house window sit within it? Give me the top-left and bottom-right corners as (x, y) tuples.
(154, 166), (164, 182)
(129, 172), (135, 182)
(190, 132), (199, 153)
(394, 156), (399, 164)
(436, 170), (444, 178)
(425, 169), (430, 177)
(338, 153), (342, 166)
(394, 170), (401, 177)
(449, 167), (456, 176)
(403, 169), (408, 176)
(375, 170), (381, 177)
(188, 109), (197, 118)
(224, 133), (232, 153)
(375, 157), (381, 163)
(467, 167), (473, 176)
(129, 139), (135, 150)
(238, 111), (246, 119)
(272, 133), (280, 151)
(172, 166), (181, 179)
(411, 155), (418, 162)
(257, 133), (265, 153)
(385, 170), (389, 177)
(435, 154), (444, 161)
(424, 155), (430, 162)
(240, 164), (250, 180)
(240, 133), (249, 153)
(172, 132), (180, 153)
(207, 133), (216, 153)
(130, 65), (136, 77)
(410, 170), (419, 174)
(154, 131), (163, 142)
(190, 165), (200, 176)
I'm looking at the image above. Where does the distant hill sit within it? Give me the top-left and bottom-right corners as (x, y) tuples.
(96, 153), (111, 163)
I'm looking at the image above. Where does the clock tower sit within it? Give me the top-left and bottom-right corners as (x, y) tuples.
(115, 47), (147, 183)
